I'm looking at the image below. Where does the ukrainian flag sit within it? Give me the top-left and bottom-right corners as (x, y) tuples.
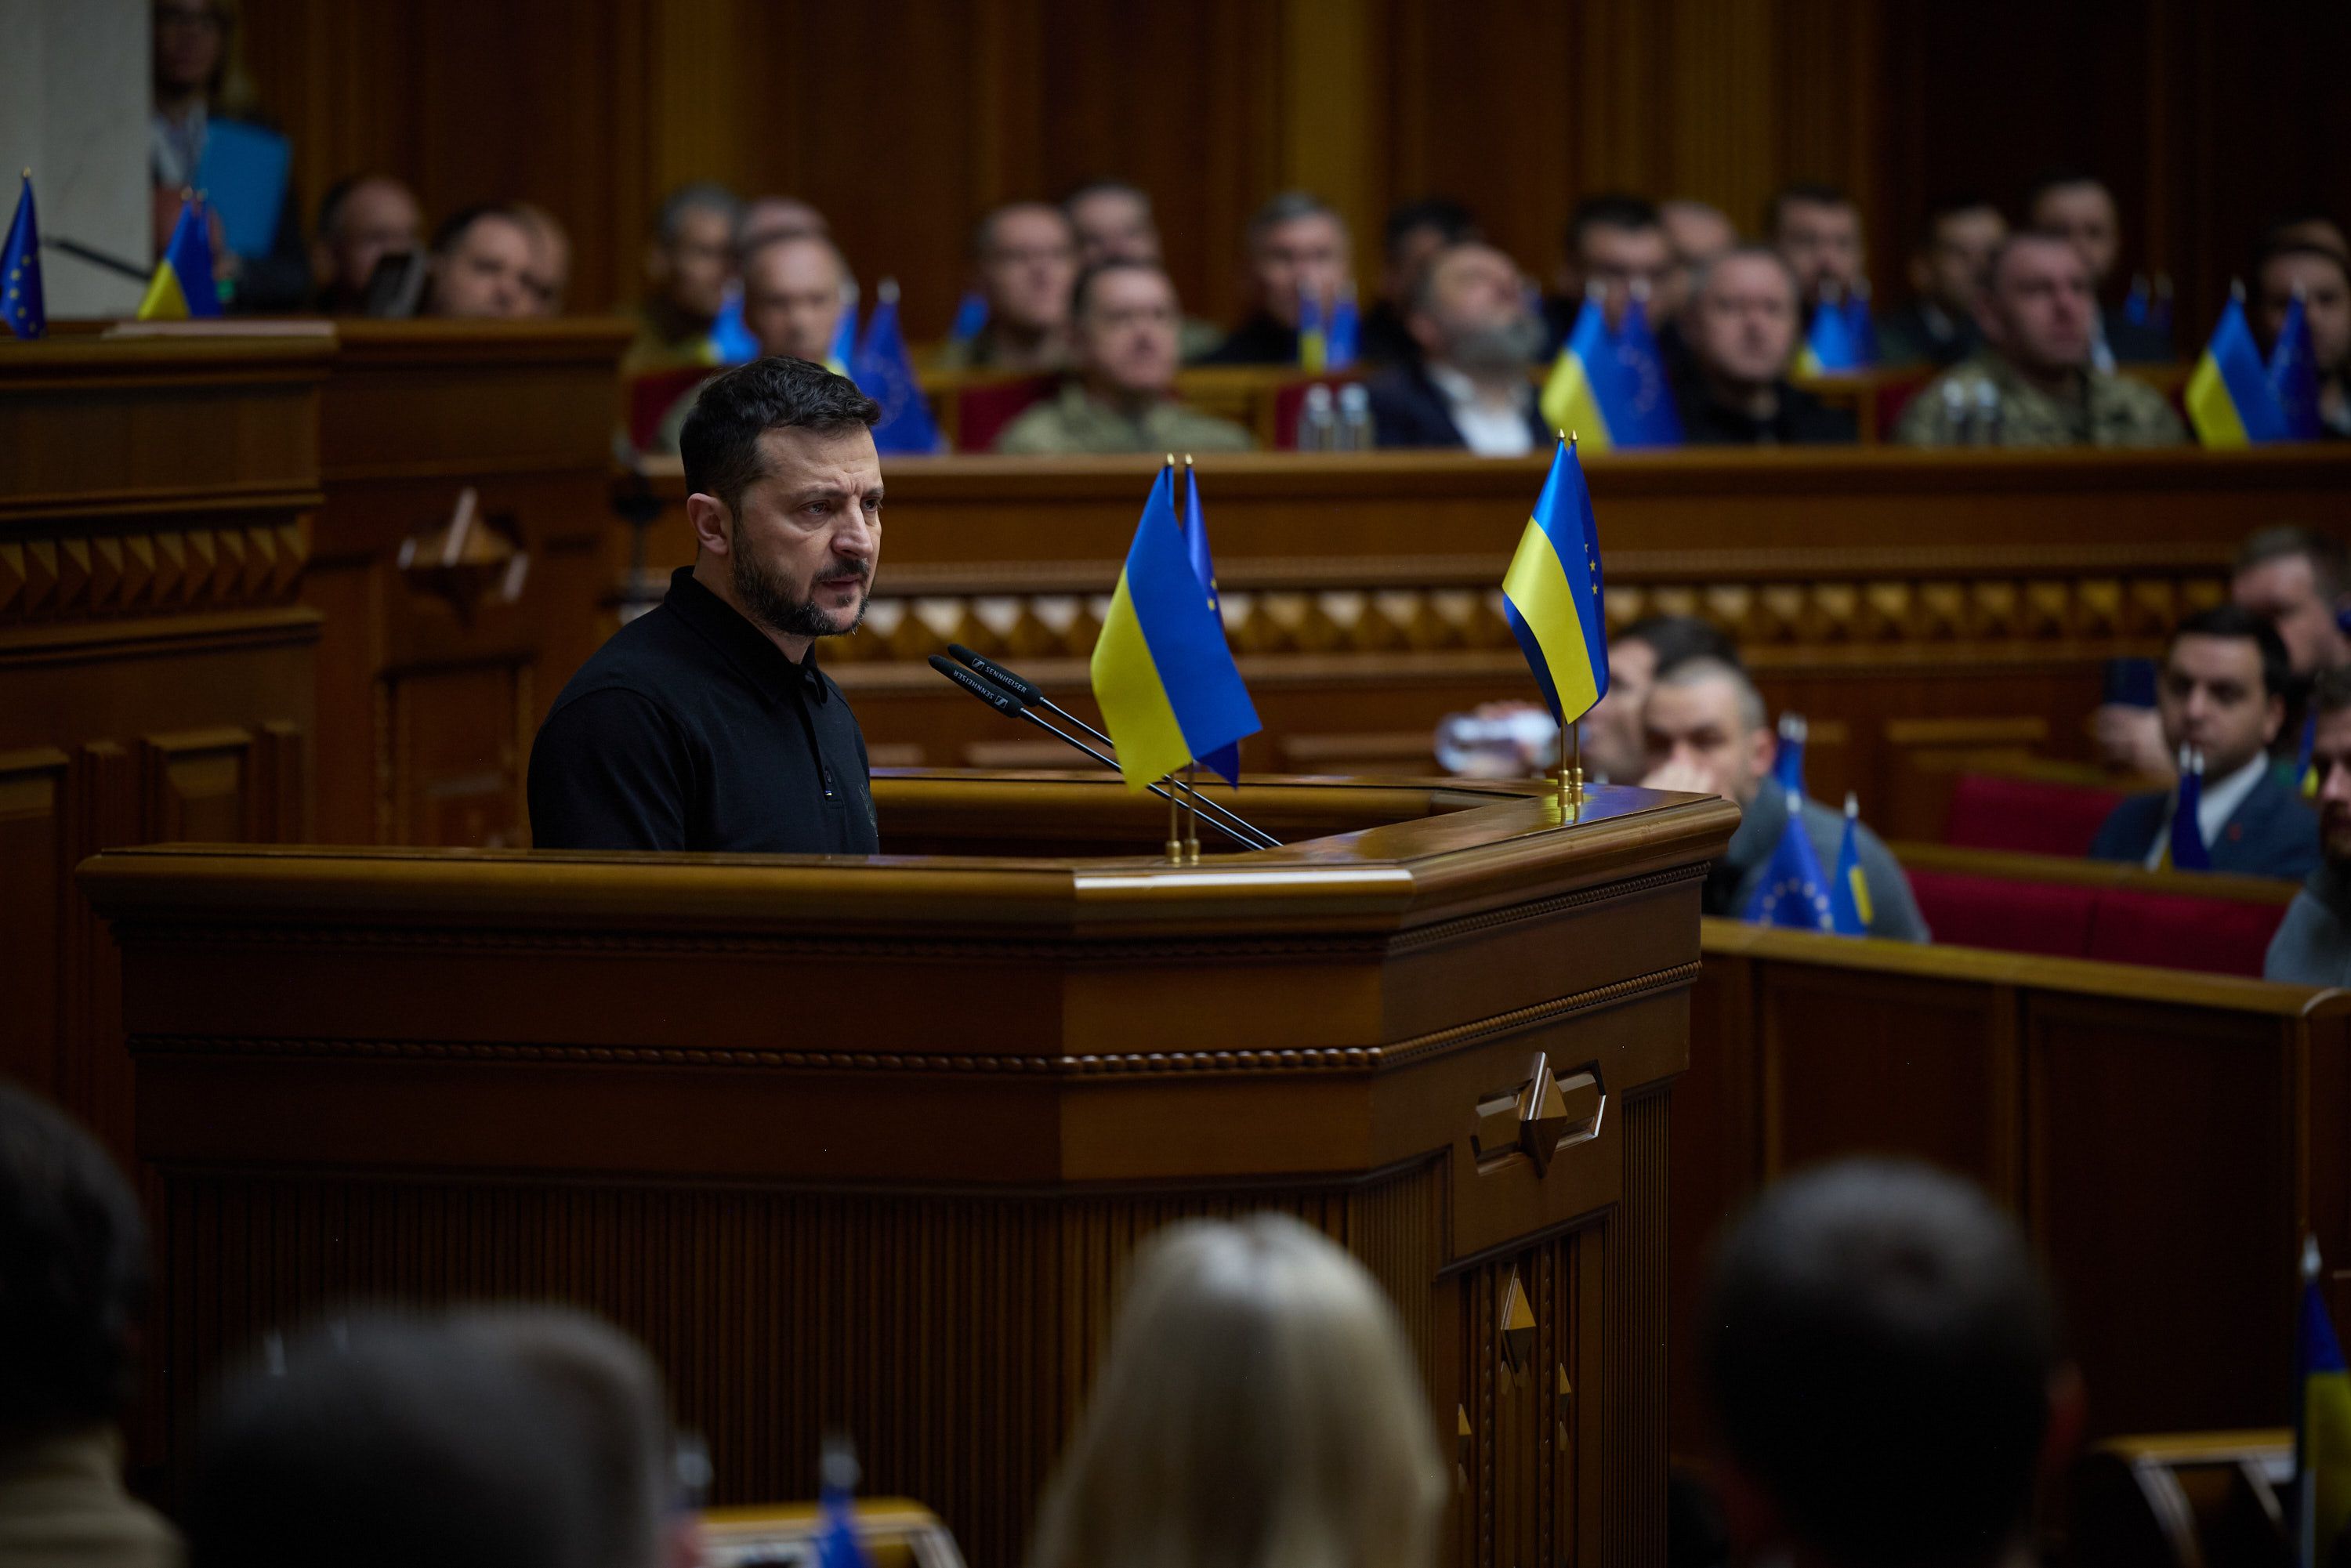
(1090, 463), (1261, 790)
(136, 194), (222, 320)
(1502, 437), (1608, 726)
(1828, 792), (1873, 936)
(1298, 281), (1327, 375)
(823, 279), (859, 376)
(1794, 290), (1862, 377)
(2187, 291), (2288, 447)
(2299, 1240), (2351, 1566)
(1538, 293), (1611, 451)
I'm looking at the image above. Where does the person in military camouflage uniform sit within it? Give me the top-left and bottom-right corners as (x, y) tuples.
(1896, 231), (2186, 448)
(994, 262), (1255, 456)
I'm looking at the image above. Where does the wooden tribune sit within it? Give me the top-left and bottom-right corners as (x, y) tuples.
(79, 772), (1736, 1568)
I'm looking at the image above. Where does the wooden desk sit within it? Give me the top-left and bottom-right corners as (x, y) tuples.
(0, 335), (326, 1155)
(1675, 920), (2351, 1458)
(80, 771), (1739, 1568)
(617, 447), (2351, 821)
(313, 320), (631, 846)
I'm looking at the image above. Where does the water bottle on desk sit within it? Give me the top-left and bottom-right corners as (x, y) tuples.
(1298, 384), (1336, 451)
(1336, 383), (1374, 451)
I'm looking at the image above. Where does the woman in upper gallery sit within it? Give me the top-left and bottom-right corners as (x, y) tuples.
(1027, 1214), (1446, 1568)
(150, 0), (310, 313)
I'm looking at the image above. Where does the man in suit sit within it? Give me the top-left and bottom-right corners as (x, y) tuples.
(2090, 605), (2320, 877)
(1541, 193), (1678, 347)
(929, 202), (1079, 375)
(1364, 244), (1549, 455)
(1765, 181), (1870, 318)
(1879, 194), (2006, 368)
(1200, 191), (1354, 366)
(2023, 170), (2174, 364)
(1672, 247), (1857, 445)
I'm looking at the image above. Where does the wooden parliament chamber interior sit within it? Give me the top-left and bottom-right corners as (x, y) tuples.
(78, 771), (1740, 1568)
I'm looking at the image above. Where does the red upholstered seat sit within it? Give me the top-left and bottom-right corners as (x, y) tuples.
(1874, 371), (1933, 436)
(1905, 869), (2099, 958)
(1944, 772), (2128, 856)
(955, 375), (1058, 452)
(2085, 889), (2290, 976)
(627, 366), (714, 452)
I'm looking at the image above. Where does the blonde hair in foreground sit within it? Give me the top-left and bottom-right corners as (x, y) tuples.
(1027, 1214), (1447, 1568)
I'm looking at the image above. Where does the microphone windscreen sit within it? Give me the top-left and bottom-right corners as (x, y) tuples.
(948, 643), (1042, 705)
(928, 653), (1020, 714)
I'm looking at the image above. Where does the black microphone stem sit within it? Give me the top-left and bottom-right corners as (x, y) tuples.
(1011, 710), (1266, 850)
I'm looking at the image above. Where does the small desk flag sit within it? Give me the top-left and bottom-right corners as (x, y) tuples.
(1744, 787), (1837, 932)
(137, 193), (222, 320)
(823, 280), (859, 376)
(850, 279), (943, 454)
(1179, 462), (1242, 784)
(1090, 463), (1261, 790)
(1795, 285), (1864, 376)
(1502, 437), (1609, 726)
(2, 172), (45, 341)
(1773, 713), (1809, 798)
(708, 284), (759, 364)
(1539, 290), (1612, 450)
(1298, 281), (1328, 375)
(947, 288), (989, 344)
(1606, 295), (1684, 447)
(2272, 292), (2324, 442)
(2187, 290), (2288, 447)
(1828, 792), (1874, 936)
(2298, 1238), (2351, 1568)
(1324, 281), (1360, 371)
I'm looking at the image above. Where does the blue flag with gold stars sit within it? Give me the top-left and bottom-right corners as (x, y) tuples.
(2, 173), (45, 341)
(1744, 786), (1836, 931)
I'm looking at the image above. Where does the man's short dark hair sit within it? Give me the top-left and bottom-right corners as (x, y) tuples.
(1763, 181), (1855, 239)
(0, 1085), (149, 1439)
(1384, 197), (1480, 262)
(2237, 524), (2349, 603)
(1621, 614), (1742, 677)
(2021, 166), (2110, 218)
(679, 357), (881, 519)
(1918, 193), (2001, 248)
(1071, 258), (1170, 320)
(1980, 230), (2082, 293)
(1246, 190), (1341, 250)
(1567, 193), (1662, 255)
(1701, 1160), (2059, 1568)
(315, 172), (406, 241)
(971, 201), (1074, 259)
(189, 1316), (599, 1568)
(2253, 239), (2351, 296)
(1063, 178), (1151, 215)
(2169, 602), (2292, 701)
(652, 182), (742, 247)
(431, 203), (523, 258)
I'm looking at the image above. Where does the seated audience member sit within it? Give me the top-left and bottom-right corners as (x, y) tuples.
(1880, 195), (2007, 368)
(309, 174), (422, 314)
(1765, 181), (1869, 315)
(2088, 606), (2320, 878)
(455, 1308), (690, 1568)
(1642, 658), (1927, 938)
(1581, 614), (1743, 783)
(1365, 243), (1548, 454)
(152, 0), (309, 313)
(932, 203), (1081, 374)
(2099, 527), (2351, 775)
(1701, 1160), (2076, 1568)
(2264, 208), (2349, 263)
(422, 205), (536, 320)
(1200, 190), (1353, 365)
(1360, 197), (1480, 366)
(513, 203), (571, 317)
(1894, 233), (2186, 447)
(653, 234), (853, 454)
(995, 262), (1252, 455)
(1062, 179), (1223, 359)
(2023, 168), (2172, 364)
(0, 1086), (179, 1568)
(1026, 1215), (1444, 1568)
(188, 1315), (598, 1568)
(736, 194), (828, 254)
(625, 183), (742, 377)
(1672, 247), (1857, 445)
(1661, 198), (1739, 274)
(1544, 193), (1677, 345)
(2255, 240), (2351, 437)
(2267, 667), (2351, 984)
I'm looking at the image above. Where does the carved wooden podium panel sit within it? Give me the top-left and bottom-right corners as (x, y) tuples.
(82, 773), (1735, 1568)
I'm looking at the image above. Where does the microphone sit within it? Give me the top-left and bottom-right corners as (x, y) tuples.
(926, 655), (1277, 850)
(942, 646), (1279, 849)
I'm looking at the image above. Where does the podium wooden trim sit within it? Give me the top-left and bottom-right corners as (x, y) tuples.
(82, 772), (1735, 1568)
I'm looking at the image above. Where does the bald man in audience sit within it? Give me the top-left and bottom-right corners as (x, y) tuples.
(2268, 666), (2351, 984)
(1672, 247), (1856, 444)
(626, 183), (741, 376)
(652, 235), (852, 454)
(422, 206), (535, 319)
(1881, 195), (2006, 368)
(2256, 240), (2351, 438)
(309, 174), (422, 314)
(994, 262), (1252, 456)
(1895, 232), (2185, 447)
(2023, 169), (2172, 364)
(1642, 658), (1926, 938)
(1366, 243), (1549, 454)
(1061, 179), (1223, 359)
(931, 202), (1080, 373)
(1201, 190), (1354, 365)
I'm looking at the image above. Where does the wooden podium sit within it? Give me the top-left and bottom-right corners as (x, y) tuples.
(79, 772), (1735, 1568)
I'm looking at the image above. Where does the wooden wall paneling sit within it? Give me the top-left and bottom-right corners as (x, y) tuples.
(0, 748), (71, 1097)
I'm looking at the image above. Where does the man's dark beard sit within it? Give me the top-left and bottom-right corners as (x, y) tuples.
(732, 549), (869, 643)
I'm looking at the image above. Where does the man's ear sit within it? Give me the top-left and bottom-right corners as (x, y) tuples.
(685, 493), (733, 559)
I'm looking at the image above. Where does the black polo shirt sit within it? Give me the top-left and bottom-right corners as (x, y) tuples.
(527, 567), (878, 854)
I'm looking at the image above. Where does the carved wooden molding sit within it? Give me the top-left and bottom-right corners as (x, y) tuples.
(0, 520), (310, 627)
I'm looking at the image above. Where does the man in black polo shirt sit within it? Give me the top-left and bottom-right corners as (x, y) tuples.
(529, 357), (883, 853)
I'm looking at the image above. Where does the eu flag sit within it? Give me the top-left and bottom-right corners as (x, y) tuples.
(2, 172), (45, 341)
(1324, 281), (1360, 371)
(1744, 787), (1836, 932)
(1502, 438), (1608, 726)
(2186, 291), (2288, 447)
(708, 283), (758, 364)
(136, 192), (221, 320)
(1179, 462), (1242, 784)
(2299, 1239), (2351, 1568)
(2271, 292), (2324, 442)
(1607, 295), (1684, 447)
(1828, 792), (1874, 936)
(849, 279), (943, 454)
(1090, 463), (1262, 790)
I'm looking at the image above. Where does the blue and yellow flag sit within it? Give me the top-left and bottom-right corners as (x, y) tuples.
(2273, 292), (2325, 442)
(947, 288), (989, 344)
(823, 279), (859, 376)
(2301, 708), (2321, 799)
(1538, 292), (1612, 451)
(2187, 291), (2288, 447)
(136, 193), (222, 320)
(1324, 281), (1359, 371)
(3, 172), (45, 341)
(2299, 1240), (2351, 1568)
(1828, 792), (1874, 936)
(707, 283), (758, 364)
(849, 279), (943, 454)
(1090, 463), (1261, 790)
(1502, 437), (1609, 726)
(1795, 287), (1863, 377)
(1297, 281), (1327, 375)
(1179, 463), (1243, 784)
